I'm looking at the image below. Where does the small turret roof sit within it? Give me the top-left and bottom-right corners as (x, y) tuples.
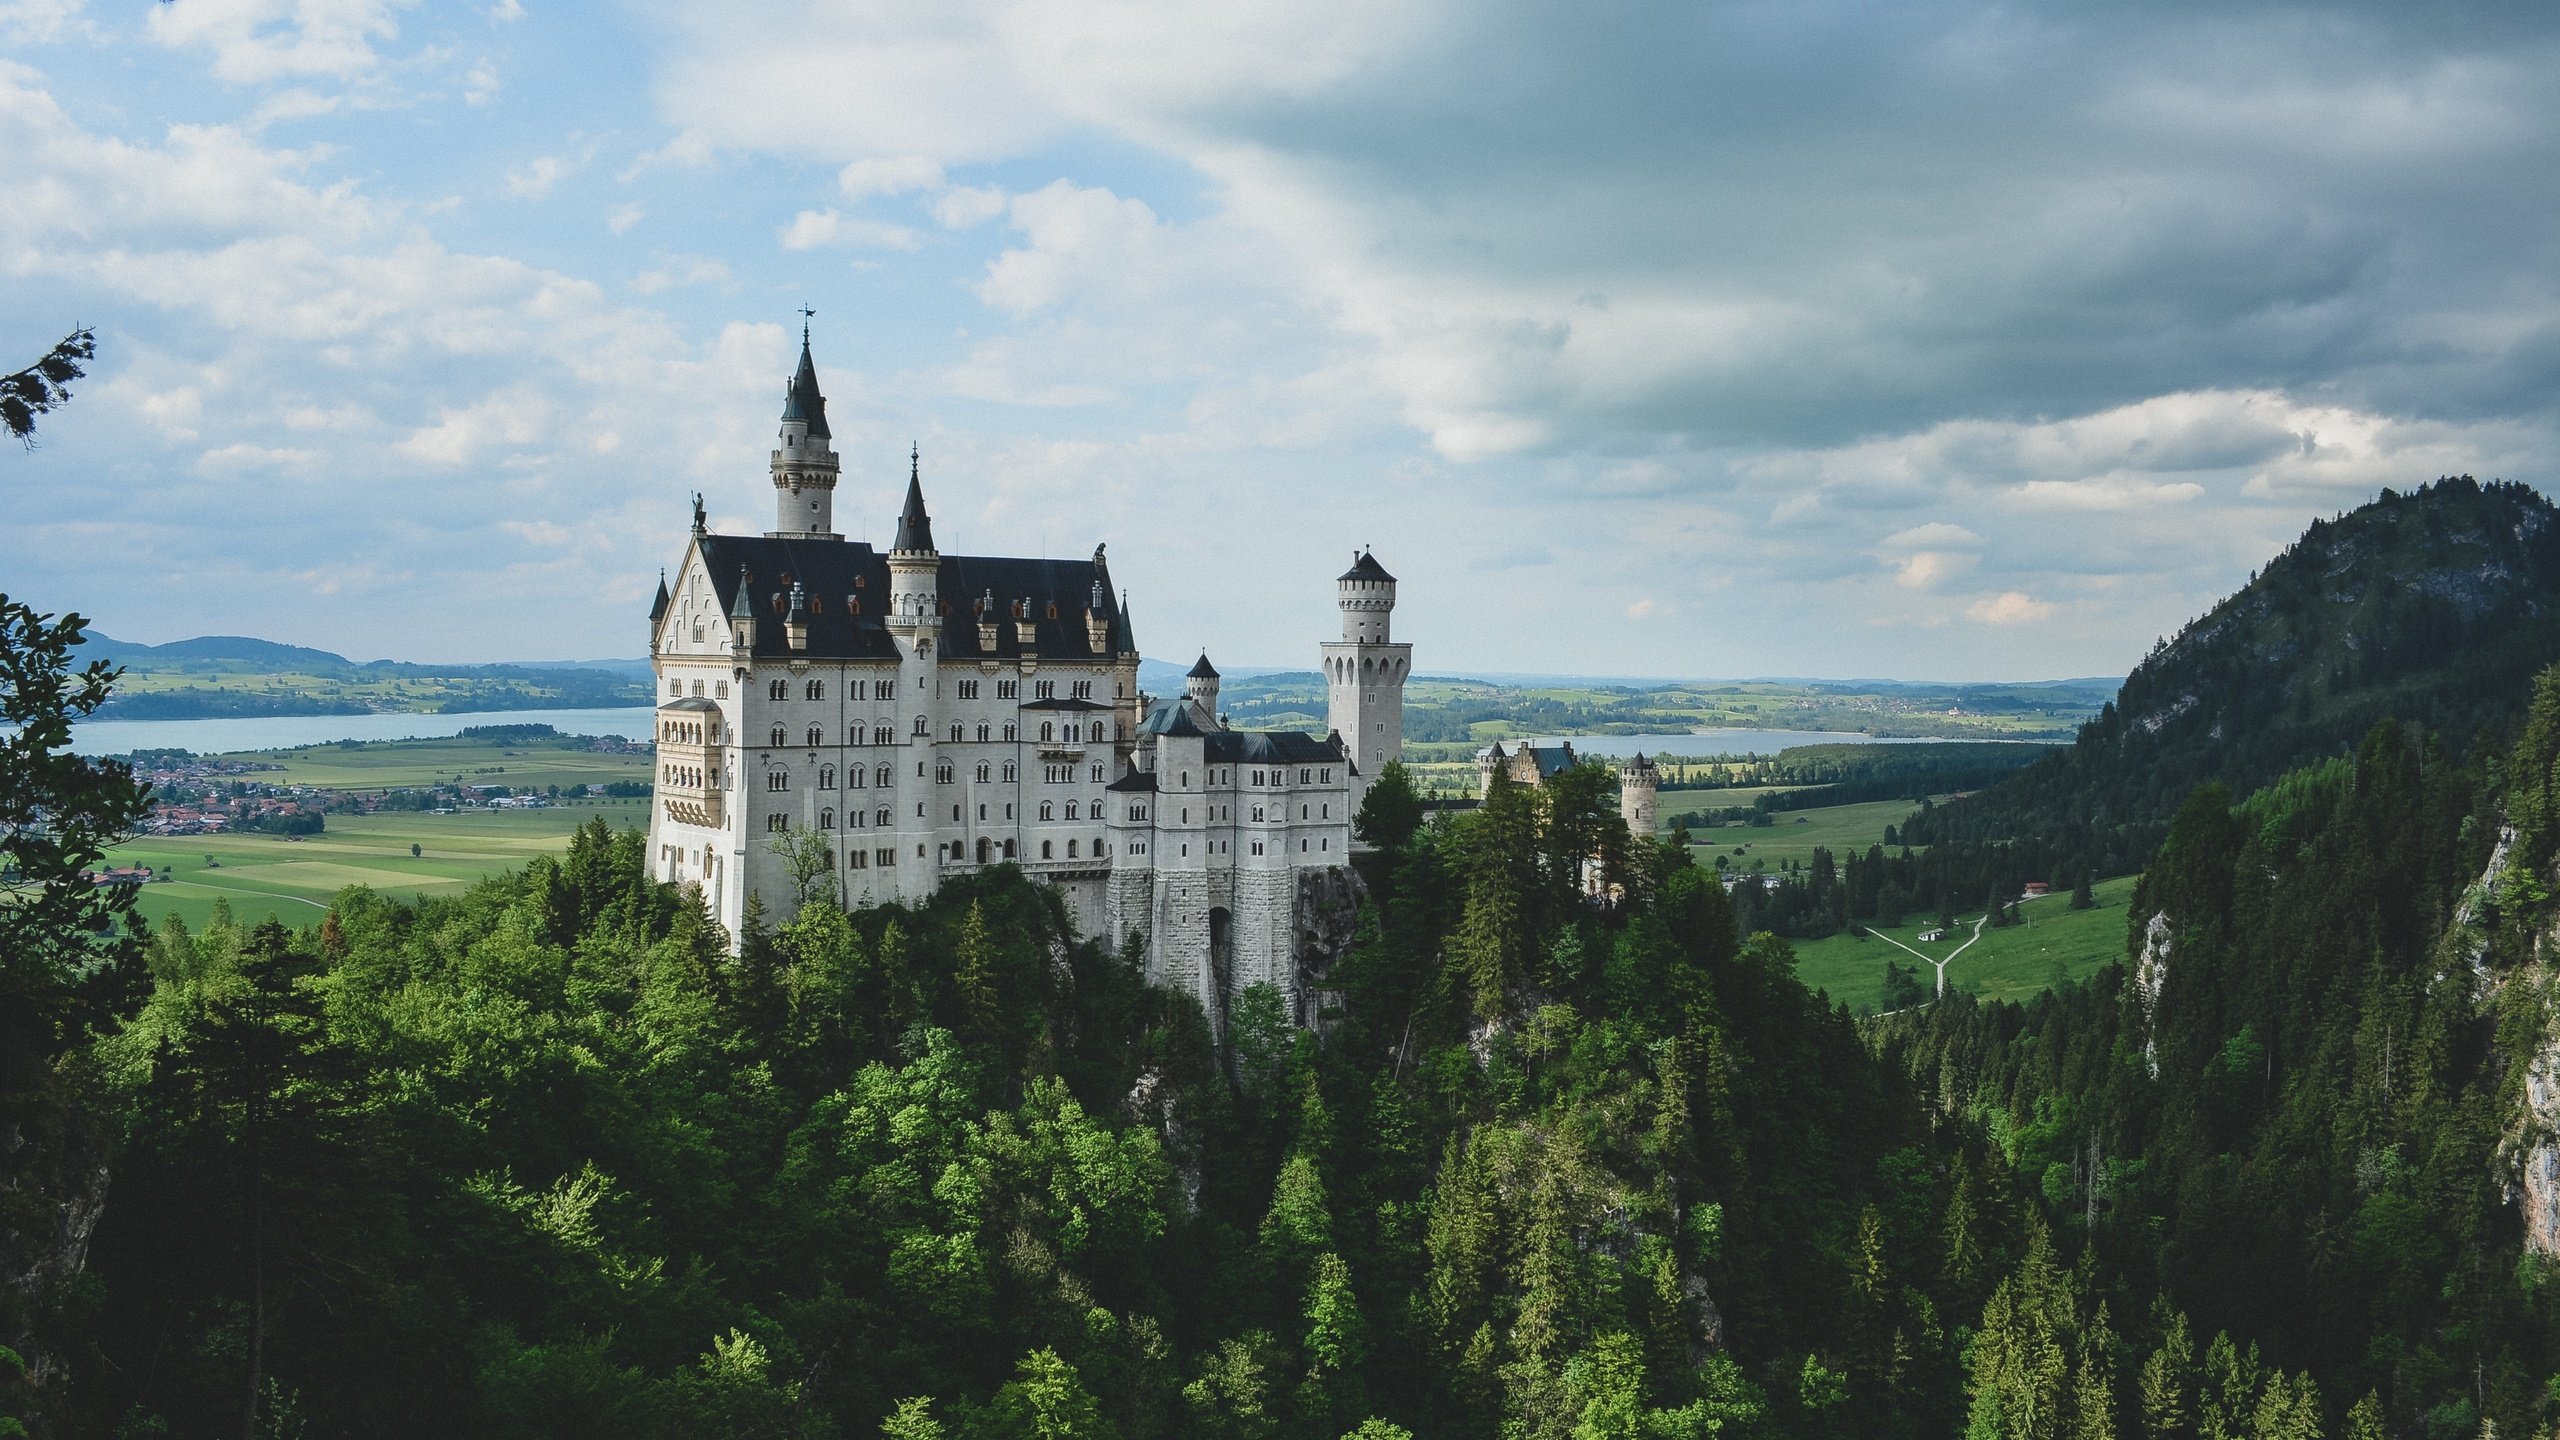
(1339, 549), (1396, 583)
(1188, 653), (1219, 679)
(892, 451), (935, 553)
(650, 570), (670, 622)
(781, 338), (831, 439)
(729, 567), (754, 619)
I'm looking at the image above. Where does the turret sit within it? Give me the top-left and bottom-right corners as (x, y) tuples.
(1620, 752), (1660, 840)
(728, 566), (756, 652)
(784, 580), (810, 652)
(887, 449), (940, 644)
(1338, 548), (1396, 643)
(769, 325), (842, 539)
(1185, 653), (1220, 720)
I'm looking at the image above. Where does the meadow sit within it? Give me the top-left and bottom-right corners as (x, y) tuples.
(1683, 798), (1923, 869)
(106, 801), (654, 933)
(1787, 872), (2144, 1014)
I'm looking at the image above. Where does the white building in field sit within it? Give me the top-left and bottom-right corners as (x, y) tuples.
(645, 332), (1405, 1024)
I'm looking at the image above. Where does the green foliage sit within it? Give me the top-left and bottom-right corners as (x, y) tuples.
(1352, 761), (1425, 851)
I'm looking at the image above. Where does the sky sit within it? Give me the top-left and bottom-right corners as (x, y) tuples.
(2, 0), (2555, 680)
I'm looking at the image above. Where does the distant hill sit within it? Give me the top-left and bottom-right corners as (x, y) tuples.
(81, 632), (653, 719)
(1909, 476), (2560, 870)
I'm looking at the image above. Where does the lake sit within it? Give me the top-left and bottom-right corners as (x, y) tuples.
(70, 706), (659, 757)
(1529, 730), (2052, 758)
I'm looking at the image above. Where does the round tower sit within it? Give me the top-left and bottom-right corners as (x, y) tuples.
(769, 322), (842, 539)
(1337, 549), (1396, 643)
(1321, 548), (1413, 825)
(1620, 752), (1660, 841)
(887, 447), (940, 629)
(1185, 653), (1221, 719)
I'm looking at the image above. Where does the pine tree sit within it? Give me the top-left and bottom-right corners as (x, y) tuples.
(956, 900), (1002, 1048)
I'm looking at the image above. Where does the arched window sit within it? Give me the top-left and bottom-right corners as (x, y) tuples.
(1040, 801), (1055, 821)
(1003, 722), (1018, 741)
(975, 722), (989, 742)
(768, 679), (787, 700)
(949, 723), (964, 742)
(764, 724), (782, 746)
(975, 762), (991, 783)
(1066, 801), (1079, 820)
(819, 808), (835, 829)
(935, 762), (954, 783)
(1041, 840), (1053, 859)
(1067, 839), (1078, 858)
(807, 725), (823, 747)
(850, 727), (866, 747)
(875, 806), (891, 827)
(1040, 722), (1054, 742)
(1003, 839), (1016, 858)
(818, 766), (835, 789)
(1065, 723), (1079, 743)
(1002, 761), (1017, 782)
(977, 838), (991, 863)
(767, 771), (789, 792)
(913, 715), (928, 736)
(805, 680), (824, 701)
(874, 764), (892, 787)
(873, 726), (892, 746)
(1090, 763), (1105, 783)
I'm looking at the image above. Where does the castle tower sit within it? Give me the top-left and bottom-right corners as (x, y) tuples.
(769, 327), (841, 539)
(1322, 549), (1411, 820)
(1620, 752), (1660, 842)
(886, 451), (941, 900)
(1185, 653), (1220, 721)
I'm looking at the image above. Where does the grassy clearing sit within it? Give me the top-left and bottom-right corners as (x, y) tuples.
(218, 736), (655, 791)
(1788, 873), (2145, 1014)
(106, 799), (655, 933)
(1683, 798), (1924, 870)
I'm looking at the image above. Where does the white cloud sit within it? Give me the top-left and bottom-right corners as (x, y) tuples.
(486, 0), (523, 21)
(629, 252), (733, 295)
(396, 387), (551, 466)
(777, 208), (918, 251)
(1967, 592), (2056, 625)
(506, 154), (575, 199)
(837, 155), (944, 198)
(933, 184), (1008, 229)
(606, 201), (644, 234)
(0, 0), (96, 46)
(147, 0), (409, 87)
(1625, 598), (1663, 619)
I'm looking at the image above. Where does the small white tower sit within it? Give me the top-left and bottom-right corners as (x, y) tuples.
(1184, 653), (1221, 723)
(769, 321), (841, 539)
(1321, 549), (1411, 819)
(1620, 752), (1660, 841)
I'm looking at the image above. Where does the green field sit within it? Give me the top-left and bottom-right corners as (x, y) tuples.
(229, 736), (654, 792)
(106, 801), (655, 933)
(1787, 873), (2144, 1014)
(1684, 798), (1924, 869)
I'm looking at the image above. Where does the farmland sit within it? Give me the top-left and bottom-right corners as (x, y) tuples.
(1787, 872), (2144, 1014)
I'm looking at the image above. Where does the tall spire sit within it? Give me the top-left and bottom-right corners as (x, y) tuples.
(781, 332), (830, 440)
(893, 445), (934, 552)
(650, 568), (670, 622)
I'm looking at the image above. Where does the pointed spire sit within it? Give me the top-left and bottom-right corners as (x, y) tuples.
(650, 568), (670, 622)
(893, 447), (935, 553)
(781, 328), (830, 439)
(730, 567), (754, 619)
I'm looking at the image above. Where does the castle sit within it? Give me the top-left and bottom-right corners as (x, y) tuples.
(644, 332), (1409, 1024)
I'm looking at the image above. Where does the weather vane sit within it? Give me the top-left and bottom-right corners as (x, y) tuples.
(799, 304), (815, 343)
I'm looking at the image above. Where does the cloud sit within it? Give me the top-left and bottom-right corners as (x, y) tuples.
(506, 154), (576, 199)
(486, 0), (522, 21)
(837, 155), (944, 198)
(777, 208), (919, 251)
(629, 252), (734, 295)
(933, 184), (1008, 230)
(1967, 592), (2056, 625)
(606, 201), (644, 234)
(147, 0), (409, 87)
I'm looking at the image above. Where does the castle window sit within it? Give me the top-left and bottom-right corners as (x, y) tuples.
(1180, 773), (1189, 788)
(976, 762), (991, 783)
(1132, 805), (1147, 821)
(1091, 763), (1105, 783)
(1065, 723), (1079, 743)
(880, 848), (896, 866)
(936, 762), (954, 783)
(1035, 681), (1056, 699)
(1251, 842), (1263, 856)
(874, 727), (892, 746)
(851, 850), (866, 869)
(1066, 802), (1079, 820)
(1006, 803), (1015, 819)
(769, 724), (786, 746)
(807, 725), (824, 746)
(1252, 806), (1264, 823)
(1321, 804), (1328, 818)
(976, 837), (991, 863)
(767, 814), (787, 832)
(1003, 722), (1017, 741)
(913, 715), (928, 736)
(667, 679), (680, 696)
(769, 679), (787, 701)
(714, 681), (727, 699)
(1002, 761), (1017, 782)
(819, 766), (835, 789)
(692, 680), (705, 697)
(1299, 769), (1310, 784)
(1039, 801), (1055, 821)
(850, 727), (866, 747)
(1042, 841), (1053, 859)
(1040, 722), (1054, 742)
(1252, 770), (1264, 786)
(1322, 768), (1331, 784)
(874, 764), (891, 787)
(880, 680), (895, 699)
(997, 679), (1018, 699)
(1095, 721), (1109, 743)
(1004, 839), (1016, 858)
(875, 807), (891, 826)
(976, 723), (990, 742)
(949, 723), (964, 742)
(952, 805), (962, 822)
(958, 680), (979, 699)
(767, 771), (788, 792)
(1072, 680), (1093, 699)
(1067, 839), (1078, 858)
(806, 680), (824, 701)
(819, 809), (835, 829)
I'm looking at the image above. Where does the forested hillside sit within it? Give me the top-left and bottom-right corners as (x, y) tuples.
(1908, 479), (2560, 877)
(18, 782), (2044, 1438)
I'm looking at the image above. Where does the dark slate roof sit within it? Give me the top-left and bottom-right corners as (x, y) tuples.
(661, 696), (720, 714)
(893, 466), (934, 553)
(1106, 770), (1158, 793)
(782, 340), (831, 439)
(1524, 742), (1579, 778)
(1024, 696), (1111, 711)
(650, 571), (670, 622)
(693, 533), (1134, 662)
(1187, 653), (1219, 679)
(1205, 730), (1347, 765)
(1339, 549), (1396, 583)
(1139, 699), (1207, 737)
